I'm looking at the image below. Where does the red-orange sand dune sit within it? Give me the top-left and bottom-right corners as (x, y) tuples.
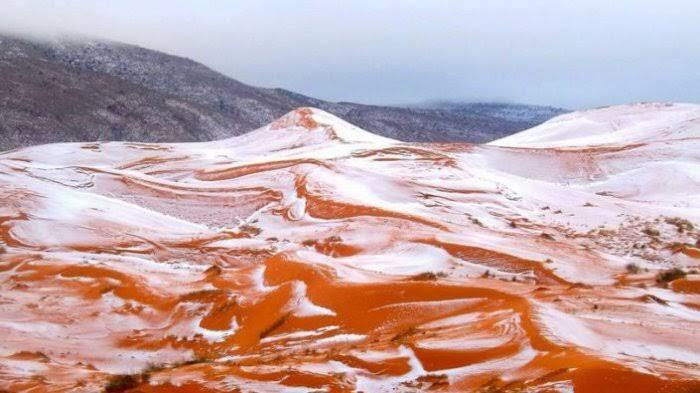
(1, 104), (699, 392)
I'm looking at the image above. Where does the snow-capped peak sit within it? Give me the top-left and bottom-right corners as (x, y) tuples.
(215, 107), (397, 155)
(269, 107), (397, 144)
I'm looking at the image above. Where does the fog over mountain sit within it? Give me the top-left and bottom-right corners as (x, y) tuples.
(0, 34), (566, 151)
(1, 0), (698, 108)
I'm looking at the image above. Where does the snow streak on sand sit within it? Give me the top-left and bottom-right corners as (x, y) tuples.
(1, 104), (699, 392)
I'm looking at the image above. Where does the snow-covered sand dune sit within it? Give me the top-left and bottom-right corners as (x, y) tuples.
(1, 105), (699, 392)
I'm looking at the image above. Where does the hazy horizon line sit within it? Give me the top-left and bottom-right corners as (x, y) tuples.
(2, 29), (695, 112)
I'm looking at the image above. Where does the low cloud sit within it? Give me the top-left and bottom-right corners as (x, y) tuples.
(2, 0), (699, 108)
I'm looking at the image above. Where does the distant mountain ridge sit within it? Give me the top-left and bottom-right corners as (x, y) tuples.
(0, 34), (568, 151)
(414, 101), (567, 123)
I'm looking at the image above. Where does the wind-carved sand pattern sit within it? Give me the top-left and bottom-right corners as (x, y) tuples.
(1, 104), (699, 392)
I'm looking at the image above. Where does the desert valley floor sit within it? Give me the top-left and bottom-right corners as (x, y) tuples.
(0, 103), (699, 392)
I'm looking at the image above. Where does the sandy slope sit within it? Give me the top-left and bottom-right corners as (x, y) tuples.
(0, 105), (699, 392)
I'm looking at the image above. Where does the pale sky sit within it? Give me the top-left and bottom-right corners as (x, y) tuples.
(2, 0), (699, 109)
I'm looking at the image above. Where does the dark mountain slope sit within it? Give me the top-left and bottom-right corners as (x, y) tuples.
(0, 35), (567, 151)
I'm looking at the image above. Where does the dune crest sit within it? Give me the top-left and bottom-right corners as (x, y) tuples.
(1, 104), (699, 392)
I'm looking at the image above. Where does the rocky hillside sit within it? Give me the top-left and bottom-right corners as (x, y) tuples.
(0, 34), (567, 151)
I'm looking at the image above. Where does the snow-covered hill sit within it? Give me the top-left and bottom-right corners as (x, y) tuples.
(491, 102), (700, 148)
(0, 104), (698, 392)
